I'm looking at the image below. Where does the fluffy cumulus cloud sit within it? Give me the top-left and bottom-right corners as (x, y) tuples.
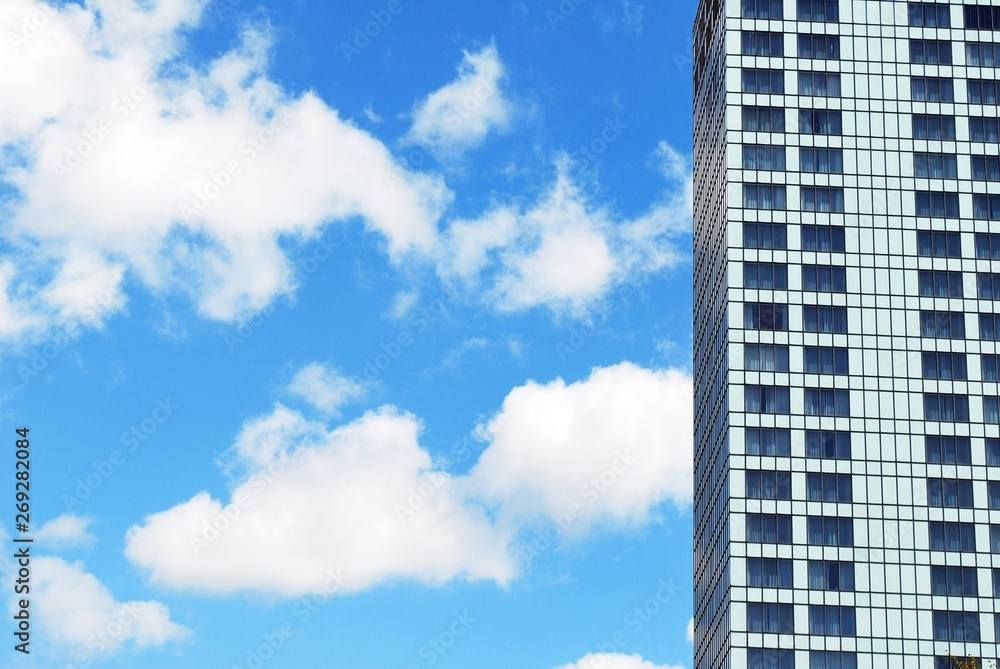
(468, 363), (693, 532)
(406, 44), (512, 156)
(288, 362), (367, 415)
(30, 557), (189, 655)
(35, 514), (95, 548)
(554, 654), (686, 669)
(0, 1), (691, 345)
(438, 144), (691, 313)
(125, 404), (518, 596)
(0, 0), (450, 342)
(125, 361), (691, 597)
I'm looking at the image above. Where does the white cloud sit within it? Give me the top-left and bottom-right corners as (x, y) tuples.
(288, 362), (366, 415)
(35, 514), (95, 548)
(30, 557), (188, 655)
(438, 144), (691, 314)
(602, 2), (645, 34)
(554, 654), (685, 669)
(468, 363), (692, 533)
(0, 0), (450, 342)
(363, 104), (382, 123)
(125, 362), (691, 597)
(406, 44), (512, 156)
(686, 617), (694, 644)
(125, 405), (517, 597)
(0, 1), (690, 343)
(435, 336), (490, 371)
(385, 288), (420, 320)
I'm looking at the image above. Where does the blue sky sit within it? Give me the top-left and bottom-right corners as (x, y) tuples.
(0, 1), (695, 668)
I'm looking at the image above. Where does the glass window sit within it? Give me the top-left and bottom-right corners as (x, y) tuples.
(920, 311), (965, 338)
(804, 388), (850, 416)
(925, 436), (972, 464)
(930, 521), (977, 551)
(927, 478), (975, 507)
(910, 39), (953, 64)
(974, 194), (1000, 220)
(800, 148), (844, 173)
(745, 303), (789, 330)
(798, 71), (841, 96)
(918, 230), (961, 257)
(745, 344), (790, 371)
(747, 557), (794, 587)
(979, 273), (1000, 299)
(967, 42), (1000, 65)
(743, 106), (786, 132)
(746, 428), (792, 456)
(743, 145), (787, 171)
(922, 352), (968, 380)
(811, 652), (858, 669)
(913, 153), (958, 179)
(808, 560), (855, 591)
(918, 270), (964, 298)
(973, 156), (1000, 182)
(742, 31), (784, 56)
(931, 566), (979, 596)
(746, 470), (792, 499)
(986, 397), (1000, 424)
(745, 385), (791, 413)
(971, 117), (1000, 143)
(969, 79), (1000, 105)
(744, 184), (787, 210)
(923, 394), (971, 421)
(937, 352), (969, 385)
(743, 69), (785, 94)
(801, 186), (845, 212)
(990, 481), (1000, 508)
(932, 610), (981, 641)
(746, 513), (793, 543)
(805, 429), (851, 459)
(747, 602), (795, 633)
(804, 346), (849, 374)
(744, 222), (788, 249)
(744, 262), (788, 289)
(797, 34), (840, 59)
(807, 516), (854, 546)
(803, 306), (848, 333)
(909, 2), (951, 27)
(797, 0), (839, 22)
(965, 4), (1000, 30)
(806, 472), (852, 502)
(799, 110), (842, 134)
(976, 233), (1000, 259)
(913, 114), (957, 140)
(982, 313), (1000, 340)
(802, 265), (848, 292)
(742, 0), (784, 19)
(911, 77), (955, 102)
(987, 438), (1000, 465)
(808, 605), (856, 636)
(801, 225), (846, 250)
(748, 649), (794, 669)
(915, 191), (960, 218)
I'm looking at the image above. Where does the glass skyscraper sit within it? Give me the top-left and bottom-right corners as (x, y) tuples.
(693, 1), (1000, 667)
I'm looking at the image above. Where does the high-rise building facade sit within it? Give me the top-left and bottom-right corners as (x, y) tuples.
(693, 1), (1000, 668)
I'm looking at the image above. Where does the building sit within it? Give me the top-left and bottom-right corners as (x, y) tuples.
(693, 1), (1000, 667)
